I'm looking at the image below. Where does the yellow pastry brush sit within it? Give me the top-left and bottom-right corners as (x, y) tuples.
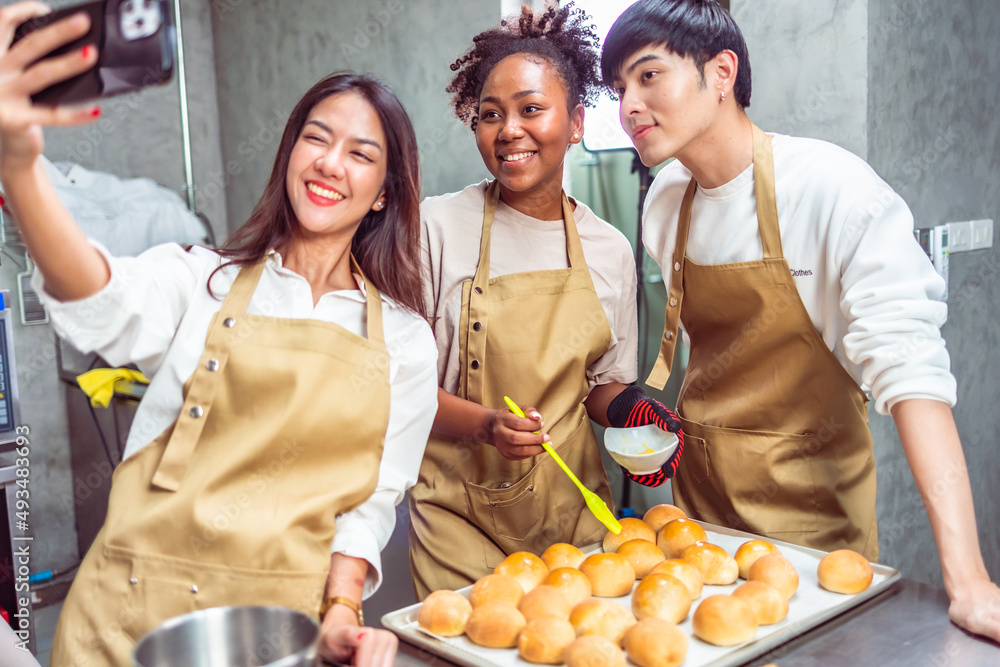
(503, 396), (621, 535)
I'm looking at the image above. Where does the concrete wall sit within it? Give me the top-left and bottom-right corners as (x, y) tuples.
(866, 0), (1000, 587)
(0, 0), (226, 575)
(210, 0), (498, 231)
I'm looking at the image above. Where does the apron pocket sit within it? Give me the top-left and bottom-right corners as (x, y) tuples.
(466, 460), (545, 554)
(103, 544), (328, 642)
(679, 420), (820, 535)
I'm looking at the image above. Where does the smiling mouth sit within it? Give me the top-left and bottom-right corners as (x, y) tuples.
(306, 182), (345, 201)
(500, 151), (537, 163)
(632, 125), (655, 140)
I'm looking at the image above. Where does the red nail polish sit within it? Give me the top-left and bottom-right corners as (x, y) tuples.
(82, 44), (93, 58)
(90, 107), (101, 118)
(357, 632), (366, 641)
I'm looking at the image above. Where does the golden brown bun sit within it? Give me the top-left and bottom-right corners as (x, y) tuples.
(631, 573), (691, 624)
(543, 567), (593, 607)
(541, 542), (586, 570)
(417, 590), (472, 637)
(465, 602), (526, 648)
(580, 553), (636, 597)
(680, 542), (739, 585)
(603, 517), (656, 553)
(656, 518), (708, 558)
(616, 539), (666, 578)
(495, 551), (549, 594)
(564, 635), (626, 667)
(569, 598), (637, 646)
(732, 581), (789, 625)
(817, 549), (874, 594)
(517, 616), (577, 664)
(624, 617), (688, 667)
(518, 585), (572, 622)
(692, 595), (758, 646)
(748, 554), (799, 600)
(642, 504), (688, 534)
(470, 573), (524, 608)
(734, 539), (781, 579)
(649, 559), (704, 600)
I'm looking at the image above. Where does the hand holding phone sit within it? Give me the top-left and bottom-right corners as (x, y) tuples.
(12, 0), (175, 106)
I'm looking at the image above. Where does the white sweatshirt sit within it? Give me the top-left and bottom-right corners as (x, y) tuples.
(643, 132), (956, 415)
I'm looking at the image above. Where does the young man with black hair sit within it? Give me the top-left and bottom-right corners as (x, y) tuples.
(602, 0), (1000, 641)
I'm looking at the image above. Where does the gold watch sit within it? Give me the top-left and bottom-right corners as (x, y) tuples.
(320, 595), (364, 625)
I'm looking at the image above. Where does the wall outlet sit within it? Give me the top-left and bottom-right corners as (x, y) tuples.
(971, 219), (993, 250)
(931, 224), (949, 301)
(948, 221), (973, 253)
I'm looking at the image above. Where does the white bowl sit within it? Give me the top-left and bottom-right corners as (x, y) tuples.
(604, 424), (679, 475)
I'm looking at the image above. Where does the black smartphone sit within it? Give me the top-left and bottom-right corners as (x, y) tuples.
(13, 0), (175, 106)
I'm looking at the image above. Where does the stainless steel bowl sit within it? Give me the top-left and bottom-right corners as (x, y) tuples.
(132, 606), (319, 667)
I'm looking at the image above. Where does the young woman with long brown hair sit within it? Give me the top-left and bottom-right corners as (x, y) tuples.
(0, 4), (436, 665)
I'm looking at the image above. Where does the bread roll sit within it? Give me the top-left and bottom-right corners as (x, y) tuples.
(734, 539), (781, 579)
(518, 585), (571, 621)
(747, 554), (799, 600)
(541, 542), (586, 570)
(603, 517), (656, 553)
(465, 602), (526, 648)
(692, 595), (758, 646)
(616, 539), (666, 578)
(518, 616), (577, 664)
(417, 589), (472, 637)
(642, 504), (687, 534)
(470, 573), (524, 608)
(569, 598), (637, 646)
(580, 553), (635, 597)
(543, 567), (593, 606)
(817, 549), (874, 594)
(656, 518), (708, 558)
(631, 573), (691, 624)
(732, 581), (789, 625)
(495, 551), (549, 594)
(649, 559), (704, 600)
(680, 542), (739, 585)
(564, 635), (626, 667)
(624, 617), (688, 667)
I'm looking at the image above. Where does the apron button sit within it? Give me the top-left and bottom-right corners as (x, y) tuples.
(665, 331), (674, 341)
(206, 358), (220, 372)
(474, 287), (483, 295)
(674, 261), (681, 272)
(528, 485), (533, 492)
(223, 317), (236, 328)
(190, 585), (199, 594)
(499, 482), (512, 489)
(129, 577), (138, 586)
(189, 405), (204, 419)
(471, 360), (480, 370)
(669, 297), (678, 307)
(473, 321), (482, 331)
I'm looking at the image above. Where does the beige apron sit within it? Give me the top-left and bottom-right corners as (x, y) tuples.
(409, 181), (614, 597)
(52, 259), (391, 666)
(646, 125), (878, 560)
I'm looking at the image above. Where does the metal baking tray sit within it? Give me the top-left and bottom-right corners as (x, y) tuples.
(382, 521), (900, 667)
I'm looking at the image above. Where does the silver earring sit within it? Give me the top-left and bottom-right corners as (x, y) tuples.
(721, 91), (726, 103)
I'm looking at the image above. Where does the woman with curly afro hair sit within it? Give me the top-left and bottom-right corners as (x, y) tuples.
(408, 2), (684, 597)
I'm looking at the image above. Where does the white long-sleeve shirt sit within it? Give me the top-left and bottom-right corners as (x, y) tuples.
(34, 243), (438, 597)
(643, 132), (956, 415)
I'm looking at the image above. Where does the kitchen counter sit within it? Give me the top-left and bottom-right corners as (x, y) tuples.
(391, 579), (999, 666)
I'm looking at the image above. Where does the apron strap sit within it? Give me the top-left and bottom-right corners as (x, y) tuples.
(351, 255), (385, 345)
(751, 124), (783, 259)
(645, 123), (782, 389)
(645, 179), (697, 390)
(152, 259), (267, 491)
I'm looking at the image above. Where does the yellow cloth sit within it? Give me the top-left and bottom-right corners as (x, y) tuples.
(76, 368), (150, 408)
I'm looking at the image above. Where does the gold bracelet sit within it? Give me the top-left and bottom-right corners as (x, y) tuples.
(320, 595), (364, 625)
